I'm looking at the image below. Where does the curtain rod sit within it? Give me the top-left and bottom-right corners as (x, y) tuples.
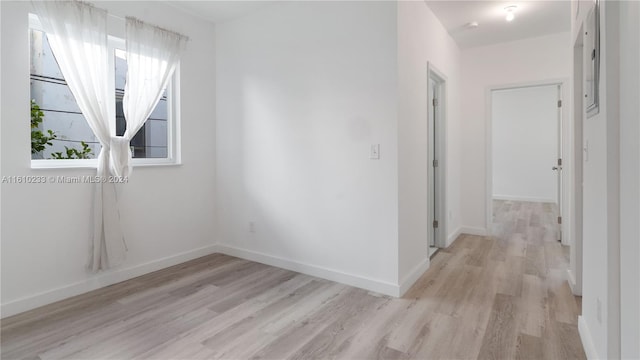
(31, 1), (189, 41)
(107, 12), (125, 22)
(106, 12), (189, 41)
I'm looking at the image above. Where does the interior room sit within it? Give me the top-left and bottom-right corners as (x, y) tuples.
(1, 1), (638, 359)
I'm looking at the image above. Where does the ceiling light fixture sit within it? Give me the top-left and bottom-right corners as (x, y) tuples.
(466, 21), (479, 29)
(504, 5), (517, 22)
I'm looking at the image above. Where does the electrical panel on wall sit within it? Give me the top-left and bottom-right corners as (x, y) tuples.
(584, 0), (600, 118)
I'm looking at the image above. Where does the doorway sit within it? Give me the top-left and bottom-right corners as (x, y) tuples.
(427, 63), (447, 257)
(488, 83), (564, 240)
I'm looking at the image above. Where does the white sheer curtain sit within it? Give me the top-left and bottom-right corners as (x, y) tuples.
(110, 17), (187, 178)
(34, 1), (126, 271)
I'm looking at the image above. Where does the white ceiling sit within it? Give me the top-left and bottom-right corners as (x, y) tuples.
(426, 0), (571, 49)
(165, 1), (571, 49)
(164, 1), (280, 24)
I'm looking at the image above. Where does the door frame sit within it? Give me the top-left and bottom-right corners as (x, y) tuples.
(569, 25), (584, 296)
(484, 79), (571, 244)
(427, 62), (447, 249)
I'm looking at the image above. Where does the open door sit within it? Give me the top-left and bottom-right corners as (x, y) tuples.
(553, 84), (563, 242)
(489, 83), (563, 240)
(427, 63), (447, 256)
(428, 78), (438, 250)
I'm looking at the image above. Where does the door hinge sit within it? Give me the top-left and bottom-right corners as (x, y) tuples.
(558, 100), (562, 108)
(558, 158), (562, 166)
(558, 216), (562, 224)
(433, 159), (439, 167)
(433, 98), (439, 106)
(433, 220), (439, 228)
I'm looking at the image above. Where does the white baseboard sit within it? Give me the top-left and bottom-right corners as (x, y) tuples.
(1, 244), (219, 318)
(567, 269), (582, 296)
(216, 244), (400, 297)
(446, 227), (462, 247)
(460, 226), (488, 236)
(493, 195), (556, 203)
(578, 316), (598, 359)
(398, 257), (430, 296)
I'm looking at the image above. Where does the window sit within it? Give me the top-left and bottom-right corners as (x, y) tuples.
(114, 49), (169, 159)
(29, 14), (179, 167)
(30, 27), (100, 160)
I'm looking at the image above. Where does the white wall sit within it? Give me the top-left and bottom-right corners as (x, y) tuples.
(461, 32), (572, 234)
(572, 2), (640, 357)
(215, 1), (401, 294)
(397, 1), (461, 287)
(619, 2), (640, 358)
(491, 85), (558, 203)
(0, 1), (217, 317)
(215, 0), (462, 295)
(572, 1), (622, 358)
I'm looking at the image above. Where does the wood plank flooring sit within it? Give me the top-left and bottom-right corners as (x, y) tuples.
(1, 200), (585, 359)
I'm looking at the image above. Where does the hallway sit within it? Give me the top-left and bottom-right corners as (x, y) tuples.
(399, 200), (585, 359)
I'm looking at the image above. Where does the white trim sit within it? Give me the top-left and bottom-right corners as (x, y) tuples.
(30, 158), (183, 170)
(216, 244), (401, 297)
(446, 227), (462, 247)
(578, 316), (599, 359)
(567, 269), (582, 296)
(170, 65), (182, 165)
(570, 25), (585, 297)
(460, 226), (488, 237)
(485, 78), (571, 239)
(492, 195), (557, 203)
(0, 244), (218, 318)
(485, 84), (494, 235)
(427, 62), (448, 250)
(31, 159), (99, 169)
(398, 257), (430, 296)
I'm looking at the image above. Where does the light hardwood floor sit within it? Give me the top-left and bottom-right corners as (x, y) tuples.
(1, 200), (585, 359)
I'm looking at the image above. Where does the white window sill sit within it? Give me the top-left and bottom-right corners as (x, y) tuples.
(31, 159), (181, 170)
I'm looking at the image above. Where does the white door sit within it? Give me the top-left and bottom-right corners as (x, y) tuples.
(428, 64), (447, 254)
(491, 85), (560, 230)
(553, 85), (563, 241)
(428, 78), (438, 248)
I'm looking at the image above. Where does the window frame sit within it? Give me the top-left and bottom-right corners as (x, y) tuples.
(29, 13), (181, 170)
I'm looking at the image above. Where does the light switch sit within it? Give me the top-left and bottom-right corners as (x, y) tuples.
(370, 144), (380, 160)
